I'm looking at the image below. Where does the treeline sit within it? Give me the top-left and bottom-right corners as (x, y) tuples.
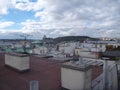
(53, 36), (99, 43)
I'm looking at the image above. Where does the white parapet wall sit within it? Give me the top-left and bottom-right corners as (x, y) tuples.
(5, 53), (30, 72)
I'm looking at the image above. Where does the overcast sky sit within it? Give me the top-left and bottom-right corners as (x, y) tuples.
(0, 0), (120, 39)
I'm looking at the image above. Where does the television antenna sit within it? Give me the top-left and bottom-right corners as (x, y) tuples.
(14, 33), (32, 53)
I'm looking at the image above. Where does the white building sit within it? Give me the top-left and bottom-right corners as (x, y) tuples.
(74, 40), (120, 59)
(75, 42), (106, 59)
(32, 46), (48, 55)
(58, 42), (80, 56)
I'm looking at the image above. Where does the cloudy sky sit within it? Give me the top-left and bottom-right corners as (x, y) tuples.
(0, 0), (120, 39)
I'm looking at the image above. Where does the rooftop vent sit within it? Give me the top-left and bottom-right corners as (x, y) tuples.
(30, 80), (39, 90)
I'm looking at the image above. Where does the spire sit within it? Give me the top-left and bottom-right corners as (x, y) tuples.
(43, 35), (47, 40)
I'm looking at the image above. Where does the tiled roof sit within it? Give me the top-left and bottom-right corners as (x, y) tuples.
(0, 53), (64, 90)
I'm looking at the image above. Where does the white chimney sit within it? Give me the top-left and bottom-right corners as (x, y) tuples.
(61, 61), (92, 90)
(5, 53), (30, 72)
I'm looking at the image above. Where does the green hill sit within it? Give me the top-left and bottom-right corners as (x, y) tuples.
(53, 36), (99, 43)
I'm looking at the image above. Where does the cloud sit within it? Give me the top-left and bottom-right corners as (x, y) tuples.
(0, 0), (38, 15)
(0, 0), (13, 15)
(15, 0), (117, 38)
(0, 21), (14, 29)
(33, 0), (120, 38)
(0, 0), (120, 39)
(13, 0), (43, 11)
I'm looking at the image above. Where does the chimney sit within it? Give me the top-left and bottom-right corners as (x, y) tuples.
(61, 61), (92, 90)
(5, 53), (30, 72)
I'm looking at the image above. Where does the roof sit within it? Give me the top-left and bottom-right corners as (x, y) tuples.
(61, 61), (92, 71)
(32, 40), (42, 44)
(0, 53), (103, 90)
(102, 50), (120, 57)
(0, 53), (64, 90)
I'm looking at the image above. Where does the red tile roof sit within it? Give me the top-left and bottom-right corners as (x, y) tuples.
(0, 53), (65, 90)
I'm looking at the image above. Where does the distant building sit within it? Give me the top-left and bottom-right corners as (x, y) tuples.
(32, 46), (48, 55)
(74, 42), (105, 59)
(102, 50), (120, 60)
(42, 35), (54, 47)
(58, 42), (80, 56)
